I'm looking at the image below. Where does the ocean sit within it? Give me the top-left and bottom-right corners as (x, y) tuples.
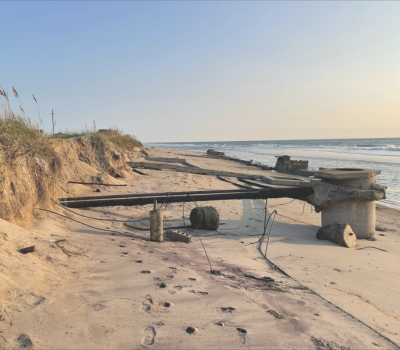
(146, 138), (400, 210)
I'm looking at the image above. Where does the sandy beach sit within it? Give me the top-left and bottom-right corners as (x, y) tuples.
(1, 147), (399, 349)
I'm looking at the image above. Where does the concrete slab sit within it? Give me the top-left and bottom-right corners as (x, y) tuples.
(315, 168), (381, 180)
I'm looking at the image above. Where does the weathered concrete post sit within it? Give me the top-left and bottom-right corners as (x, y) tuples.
(308, 168), (386, 239)
(150, 201), (163, 242)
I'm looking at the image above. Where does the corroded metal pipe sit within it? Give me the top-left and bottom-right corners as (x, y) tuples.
(60, 187), (314, 208)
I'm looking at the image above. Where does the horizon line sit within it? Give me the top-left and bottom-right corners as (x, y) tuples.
(144, 136), (400, 144)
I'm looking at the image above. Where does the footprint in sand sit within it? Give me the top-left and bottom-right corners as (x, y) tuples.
(91, 303), (106, 311)
(188, 290), (208, 295)
(161, 301), (172, 308)
(142, 298), (169, 313)
(33, 296), (46, 307)
(141, 298), (153, 312)
(237, 328), (247, 344)
(221, 307), (235, 313)
(267, 309), (299, 321)
(17, 334), (33, 348)
(142, 326), (156, 345)
(168, 285), (183, 295)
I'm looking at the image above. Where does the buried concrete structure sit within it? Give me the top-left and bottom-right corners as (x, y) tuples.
(275, 155), (309, 172)
(308, 168), (386, 239)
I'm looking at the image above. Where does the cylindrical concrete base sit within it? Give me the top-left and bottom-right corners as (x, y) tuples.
(321, 200), (375, 239)
(150, 209), (163, 242)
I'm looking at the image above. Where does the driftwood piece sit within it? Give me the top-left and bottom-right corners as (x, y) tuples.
(316, 223), (357, 248)
(190, 207), (220, 230)
(132, 169), (148, 176)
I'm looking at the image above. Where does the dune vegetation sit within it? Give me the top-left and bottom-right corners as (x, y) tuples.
(0, 84), (142, 223)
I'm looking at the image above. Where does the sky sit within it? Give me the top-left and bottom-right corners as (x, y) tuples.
(0, 1), (399, 143)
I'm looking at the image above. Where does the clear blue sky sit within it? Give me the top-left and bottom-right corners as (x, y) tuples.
(1, 1), (399, 142)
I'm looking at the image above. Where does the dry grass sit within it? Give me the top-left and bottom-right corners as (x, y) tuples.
(51, 127), (142, 151)
(0, 84), (58, 165)
(0, 115), (58, 166)
(0, 85), (62, 223)
(0, 83), (142, 224)
(96, 127), (142, 150)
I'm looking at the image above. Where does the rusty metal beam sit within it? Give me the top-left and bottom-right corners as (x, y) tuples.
(59, 187), (313, 208)
(59, 188), (260, 202)
(68, 182), (127, 187)
(237, 178), (273, 189)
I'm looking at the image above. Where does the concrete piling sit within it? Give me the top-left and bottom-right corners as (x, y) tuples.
(150, 209), (163, 242)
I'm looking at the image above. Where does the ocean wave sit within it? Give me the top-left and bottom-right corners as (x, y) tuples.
(314, 145), (400, 152)
(236, 143), (400, 152)
(147, 139), (400, 154)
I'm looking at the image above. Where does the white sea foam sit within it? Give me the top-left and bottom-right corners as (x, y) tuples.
(146, 138), (400, 209)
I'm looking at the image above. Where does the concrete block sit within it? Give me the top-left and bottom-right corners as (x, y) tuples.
(311, 168), (385, 238)
(170, 230), (192, 244)
(275, 155), (308, 172)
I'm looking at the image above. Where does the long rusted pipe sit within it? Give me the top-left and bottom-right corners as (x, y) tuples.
(60, 187), (313, 208)
(68, 182), (127, 187)
(59, 188), (260, 202)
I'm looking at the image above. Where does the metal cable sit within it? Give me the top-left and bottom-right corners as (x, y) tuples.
(264, 211), (277, 258)
(356, 246), (388, 252)
(276, 213), (320, 227)
(267, 199), (295, 209)
(164, 194), (173, 210)
(187, 193), (216, 272)
(52, 199), (150, 223)
(35, 208), (138, 238)
(159, 192), (171, 210)
(301, 201), (306, 216)
(196, 229), (214, 272)
(256, 238), (398, 349)
(42, 193), (399, 348)
(253, 207), (398, 349)
(182, 200), (186, 228)
(250, 207), (277, 246)
(187, 193), (199, 207)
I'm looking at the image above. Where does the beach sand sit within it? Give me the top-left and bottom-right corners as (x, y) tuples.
(1, 147), (399, 349)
